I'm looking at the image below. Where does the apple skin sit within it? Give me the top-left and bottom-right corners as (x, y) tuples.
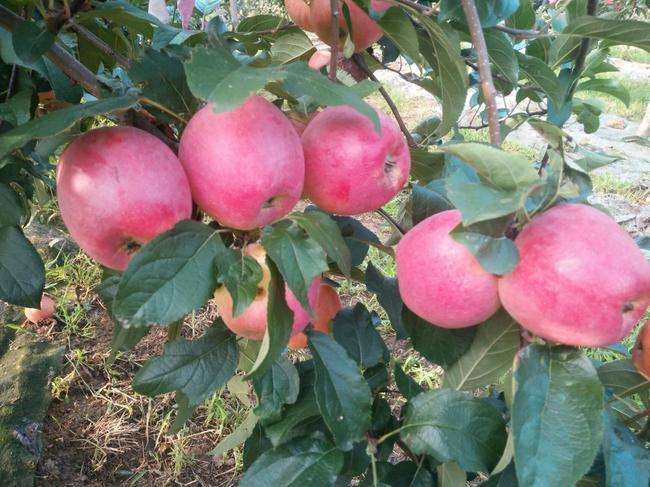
(57, 127), (192, 270)
(179, 96), (305, 230)
(24, 294), (56, 323)
(288, 283), (342, 349)
(308, 49), (332, 71)
(301, 105), (410, 215)
(632, 323), (650, 380)
(214, 243), (321, 341)
(499, 203), (650, 347)
(396, 210), (501, 328)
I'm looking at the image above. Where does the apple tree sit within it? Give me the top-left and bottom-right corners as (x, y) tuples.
(1, 0), (650, 485)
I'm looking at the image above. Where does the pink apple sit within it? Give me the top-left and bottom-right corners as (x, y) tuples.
(178, 96), (305, 230)
(24, 294), (56, 323)
(396, 210), (501, 328)
(371, 0), (392, 13)
(308, 49), (332, 70)
(289, 282), (342, 349)
(57, 127), (192, 270)
(499, 203), (650, 347)
(214, 243), (321, 340)
(301, 105), (410, 215)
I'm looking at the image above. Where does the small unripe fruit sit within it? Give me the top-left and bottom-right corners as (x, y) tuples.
(499, 204), (650, 347)
(288, 283), (342, 349)
(396, 210), (501, 328)
(24, 294), (56, 323)
(632, 323), (650, 380)
(179, 96), (305, 230)
(301, 106), (410, 215)
(57, 127), (192, 270)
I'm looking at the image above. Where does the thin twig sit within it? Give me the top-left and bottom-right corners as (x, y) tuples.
(66, 19), (131, 68)
(376, 208), (407, 235)
(129, 110), (179, 153)
(6, 64), (17, 101)
(328, 0), (339, 81)
(458, 109), (547, 130)
(460, 0), (500, 145)
(140, 97), (188, 124)
(352, 53), (417, 148)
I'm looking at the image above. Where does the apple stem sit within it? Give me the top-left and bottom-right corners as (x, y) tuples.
(328, 0), (339, 81)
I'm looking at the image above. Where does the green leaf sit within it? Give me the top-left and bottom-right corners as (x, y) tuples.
(484, 29), (519, 91)
(410, 148), (445, 184)
(402, 307), (477, 369)
(270, 29), (315, 64)
(332, 304), (388, 368)
(240, 436), (344, 487)
(292, 210), (351, 277)
(411, 116), (441, 145)
(439, 0), (520, 28)
(262, 220), (328, 311)
(253, 355), (300, 423)
(412, 180), (454, 224)
(577, 78), (630, 107)
(440, 143), (538, 191)
(451, 231), (519, 275)
(133, 322), (238, 405)
(437, 462), (466, 487)
(378, 7), (423, 66)
(209, 409), (258, 457)
(237, 15), (287, 32)
(569, 147), (621, 173)
(401, 389), (508, 472)
(516, 52), (564, 108)
(512, 345), (604, 487)
(331, 215), (379, 268)
(394, 363), (423, 400)
(0, 226), (44, 308)
(308, 331), (372, 451)
(412, 15), (468, 137)
(597, 359), (649, 399)
(602, 406), (650, 487)
(243, 423), (272, 468)
(0, 89), (33, 127)
(113, 221), (226, 327)
(245, 260), (294, 380)
(0, 96), (138, 160)
(551, 17), (650, 67)
(214, 250), (263, 318)
(11, 21), (55, 64)
(506, 0), (535, 30)
(443, 310), (519, 391)
(365, 262), (406, 339)
(129, 48), (198, 120)
(0, 183), (24, 227)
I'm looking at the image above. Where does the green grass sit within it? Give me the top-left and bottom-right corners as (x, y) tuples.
(592, 172), (648, 205)
(576, 74), (650, 121)
(610, 46), (650, 64)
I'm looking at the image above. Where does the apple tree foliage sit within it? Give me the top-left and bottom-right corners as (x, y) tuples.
(1, 0), (650, 485)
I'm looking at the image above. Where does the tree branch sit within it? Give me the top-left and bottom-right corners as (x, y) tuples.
(460, 0), (500, 146)
(567, 0), (598, 98)
(328, 0), (339, 81)
(352, 53), (417, 148)
(66, 19), (132, 68)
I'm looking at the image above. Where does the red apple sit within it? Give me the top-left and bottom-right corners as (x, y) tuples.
(371, 0), (392, 13)
(308, 49), (332, 70)
(396, 210), (501, 328)
(57, 127), (192, 270)
(301, 105), (410, 215)
(24, 294), (56, 323)
(499, 204), (650, 347)
(179, 96), (305, 230)
(632, 323), (650, 380)
(289, 282), (342, 349)
(214, 243), (321, 340)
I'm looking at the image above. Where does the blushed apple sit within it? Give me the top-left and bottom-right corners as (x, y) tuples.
(57, 127), (192, 270)
(288, 282), (342, 349)
(301, 105), (410, 215)
(396, 210), (501, 328)
(179, 96), (305, 230)
(632, 323), (650, 380)
(214, 243), (321, 340)
(24, 294), (56, 324)
(499, 204), (650, 347)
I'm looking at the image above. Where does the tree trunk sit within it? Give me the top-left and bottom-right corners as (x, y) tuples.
(637, 103), (650, 137)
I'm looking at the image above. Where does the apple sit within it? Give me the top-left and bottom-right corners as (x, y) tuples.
(57, 126), (192, 270)
(396, 210), (501, 328)
(308, 49), (332, 71)
(499, 204), (650, 347)
(24, 294), (56, 324)
(288, 283), (342, 349)
(301, 105), (410, 215)
(371, 0), (392, 13)
(632, 323), (650, 380)
(214, 243), (321, 340)
(179, 96), (305, 230)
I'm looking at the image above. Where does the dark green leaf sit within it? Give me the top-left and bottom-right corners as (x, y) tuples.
(243, 423), (272, 469)
(240, 436), (344, 487)
(512, 345), (604, 487)
(0, 96), (138, 159)
(0, 226), (44, 308)
(401, 389), (508, 472)
(364, 362), (389, 392)
(410, 148), (445, 183)
(516, 52), (564, 108)
(11, 21), (55, 64)
(262, 220), (328, 311)
(484, 29), (519, 91)
(577, 78), (630, 107)
(602, 406), (650, 487)
(402, 307), (477, 369)
(253, 355), (300, 423)
(394, 363), (423, 400)
(0, 89), (33, 127)
(133, 322), (238, 405)
(482, 462), (518, 487)
(0, 183), (24, 227)
(215, 250), (263, 318)
(332, 304), (388, 368)
(380, 461), (437, 487)
(437, 462), (466, 487)
(506, 0), (535, 30)
(412, 180), (454, 224)
(597, 359), (649, 399)
(378, 7), (423, 66)
(113, 221), (226, 327)
(365, 262), (406, 339)
(292, 210), (352, 277)
(331, 216), (379, 268)
(443, 310), (519, 391)
(308, 331), (372, 451)
(451, 231), (519, 275)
